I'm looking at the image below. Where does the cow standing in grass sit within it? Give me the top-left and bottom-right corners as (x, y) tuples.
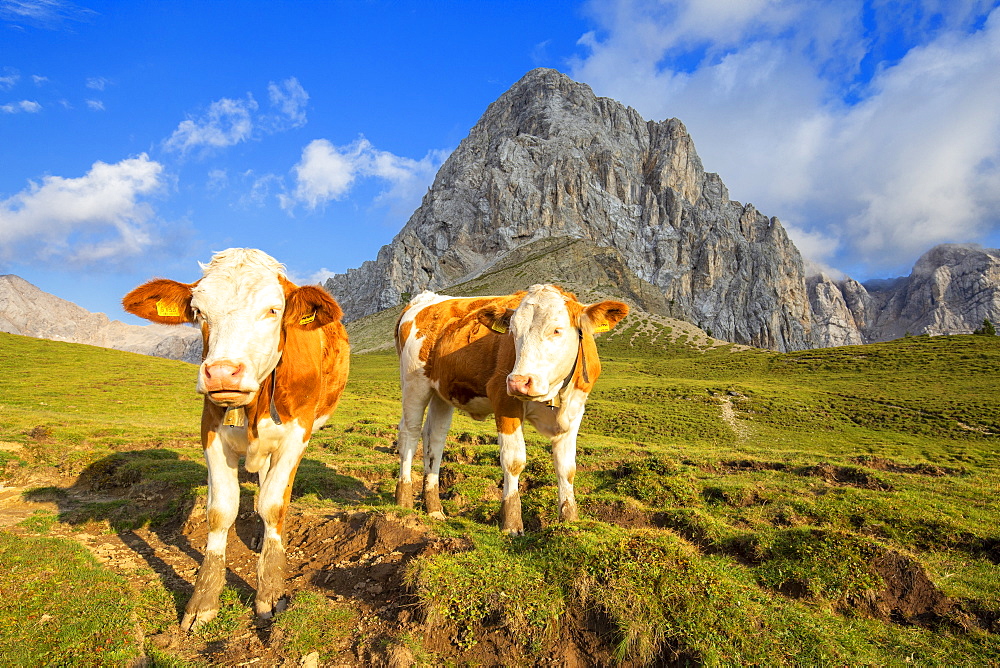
(123, 248), (349, 629)
(394, 284), (628, 534)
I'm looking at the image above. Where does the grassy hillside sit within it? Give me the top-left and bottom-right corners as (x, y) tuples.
(1, 330), (998, 665)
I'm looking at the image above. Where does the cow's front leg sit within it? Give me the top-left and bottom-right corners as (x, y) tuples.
(421, 395), (454, 519)
(182, 436), (240, 631)
(254, 433), (307, 620)
(497, 414), (527, 535)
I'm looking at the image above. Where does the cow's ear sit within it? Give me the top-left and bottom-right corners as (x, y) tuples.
(284, 285), (343, 330)
(583, 300), (629, 333)
(122, 279), (196, 324)
(477, 305), (515, 334)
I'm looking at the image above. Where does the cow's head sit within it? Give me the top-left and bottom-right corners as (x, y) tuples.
(478, 284), (628, 402)
(123, 248), (342, 407)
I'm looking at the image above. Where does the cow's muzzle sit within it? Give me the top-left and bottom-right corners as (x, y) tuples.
(506, 374), (549, 400)
(201, 361), (256, 406)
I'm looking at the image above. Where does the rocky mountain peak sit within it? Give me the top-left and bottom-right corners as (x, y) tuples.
(327, 68), (812, 351)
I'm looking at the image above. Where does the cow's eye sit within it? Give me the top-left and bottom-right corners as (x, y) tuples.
(552, 328), (564, 337)
(266, 307), (281, 318)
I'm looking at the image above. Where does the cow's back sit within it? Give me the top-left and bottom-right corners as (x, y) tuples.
(396, 292), (522, 409)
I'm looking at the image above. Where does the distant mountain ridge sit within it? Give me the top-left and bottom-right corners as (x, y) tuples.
(808, 244), (1000, 345)
(326, 68), (1000, 350)
(0, 274), (201, 363)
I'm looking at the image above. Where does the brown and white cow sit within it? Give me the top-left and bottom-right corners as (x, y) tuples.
(122, 248), (349, 629)
(394, 284), (628, 534)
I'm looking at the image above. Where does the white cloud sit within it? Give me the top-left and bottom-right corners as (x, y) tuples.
(86, 76), (109, 91)
(570, 0), (1000, 277)
(164, 95), (258, 155)
(285, 267), (337, 286)
(280, 137), (449, 218)
(85, 99), (104, 111)
(0, 154), (166, 267)
(31, 74), (47, 85)
(1, 99), (41, 113)
(282, 138), (361, 209)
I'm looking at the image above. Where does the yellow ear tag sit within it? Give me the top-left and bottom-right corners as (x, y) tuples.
(155, 300), (181, 317)
(594, 322), (611, 333)
(299, 312), (316, 326)
(490, 321), (507, 334)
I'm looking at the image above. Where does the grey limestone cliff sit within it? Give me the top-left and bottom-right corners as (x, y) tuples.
(326, 68), (813, 351)
(806, 244), (1000, 344)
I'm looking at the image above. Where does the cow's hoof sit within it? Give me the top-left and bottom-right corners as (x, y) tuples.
(180, 608), (218, 632)
(503, 526), (525, 537)
(255, 595), (288, 622)
(427, 510), (446, 520)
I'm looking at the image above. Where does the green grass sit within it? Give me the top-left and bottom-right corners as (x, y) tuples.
(0, 532), (152, 666)
(2, 329), (999, 664)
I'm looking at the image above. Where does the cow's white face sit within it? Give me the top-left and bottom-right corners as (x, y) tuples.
(191, 249), (288, 407)
(506, 285), (579, 402)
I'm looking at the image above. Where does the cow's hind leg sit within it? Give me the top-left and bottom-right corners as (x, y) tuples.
(421, 394), (454, 519)
(181, 438), (240, 631)
(397, 383), (431, 509)
(254, 435), (307, 620)
(550, 426), (581, 522)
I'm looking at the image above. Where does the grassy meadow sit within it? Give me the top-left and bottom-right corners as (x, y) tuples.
(1, 325), (999, 665)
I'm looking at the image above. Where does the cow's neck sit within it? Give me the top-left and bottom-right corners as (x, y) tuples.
(547, 329), (588, 410)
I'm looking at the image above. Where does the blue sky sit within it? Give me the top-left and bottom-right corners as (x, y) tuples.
(2, 0), (999, 324)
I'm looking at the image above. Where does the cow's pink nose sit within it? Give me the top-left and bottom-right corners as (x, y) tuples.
(507, 374), (536, 396)
(204, 361), (245, 386)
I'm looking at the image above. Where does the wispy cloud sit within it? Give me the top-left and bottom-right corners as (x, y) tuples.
(163, 77), (310, 156)
(0, 154), (167, 267)
(85, 76), (109, 91)
(570, 0), (1000, 277)
(279, 136), (449, 220)
(264, 77), (308, 131)
(85, 99), (104, 111)
(1, 99), (41, 113)
(0, 0), (96, 29)
(0, 69), (19, 89)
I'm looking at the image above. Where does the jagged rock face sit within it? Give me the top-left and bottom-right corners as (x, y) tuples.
(864, 244), (1000, 339)
(806, 244), (1000, 344)
(0, 274), (202, 363)
(807, 274), (868, 347)
(327, 68), (814, 351)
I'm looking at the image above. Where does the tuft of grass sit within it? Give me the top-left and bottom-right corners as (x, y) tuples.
(272, 590), (356, 660)
(405, 523), (564, 650)
(16, 509), (58, 534)
(756, 528), (885, 602)
(193, 586), (252, 642)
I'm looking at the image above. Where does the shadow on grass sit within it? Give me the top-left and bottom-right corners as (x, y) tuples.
(22, 447), (373, 622)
